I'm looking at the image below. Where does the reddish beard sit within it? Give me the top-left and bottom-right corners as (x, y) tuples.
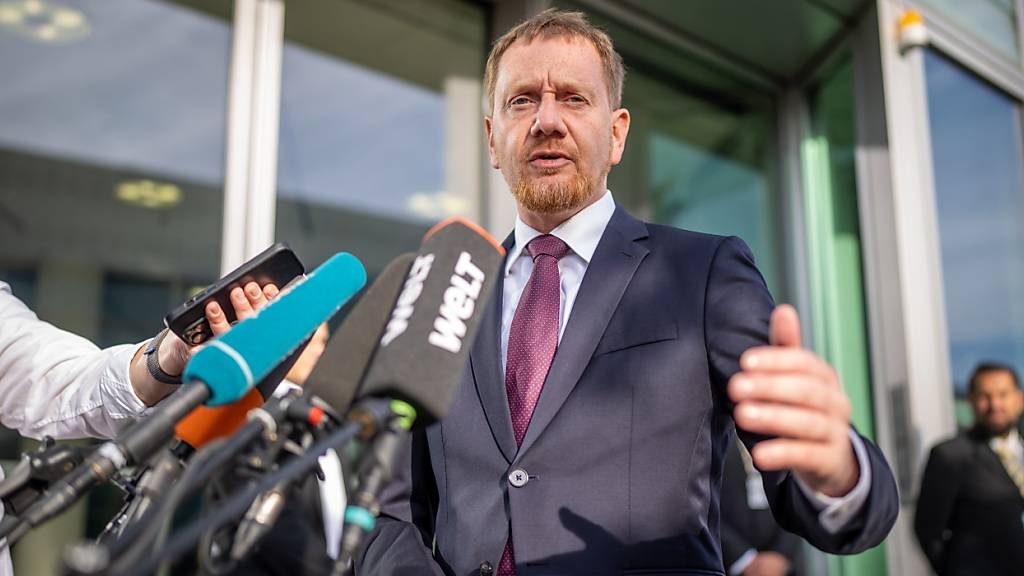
(510, 170), (593, 215)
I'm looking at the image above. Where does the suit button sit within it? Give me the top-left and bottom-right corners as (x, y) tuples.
(479, 561), (494, 575)
(508, 468), (529, 488)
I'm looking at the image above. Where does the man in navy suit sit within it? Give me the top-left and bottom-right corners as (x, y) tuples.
(358, 9), (897, 576)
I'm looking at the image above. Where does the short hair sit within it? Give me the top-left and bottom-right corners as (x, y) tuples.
(968, 361), (1021, 395)
(483, 8), (625, 114)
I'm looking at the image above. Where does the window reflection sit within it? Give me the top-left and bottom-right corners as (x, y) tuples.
(275, 0), (485, 274)
(611, 72), (780, 296)
(925, 49), (1024, 397)
(919, 0), (1019, 63)
(0, 1), (233, 567)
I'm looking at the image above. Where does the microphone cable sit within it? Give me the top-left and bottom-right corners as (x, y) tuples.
(119, 419), (366, 576)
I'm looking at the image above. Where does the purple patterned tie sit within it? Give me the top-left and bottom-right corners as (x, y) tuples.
(498, 234), (570, 576)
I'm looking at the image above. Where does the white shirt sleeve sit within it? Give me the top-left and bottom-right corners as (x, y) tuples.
(793, 428), (874, 534)
(728, 548), (758, 575)
(0, 281), (150, 440)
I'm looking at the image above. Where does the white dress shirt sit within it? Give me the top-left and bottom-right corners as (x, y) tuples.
(0, 281), (152, 576)
(499, 191), (872, 547)
(990, 430), (1024, 464)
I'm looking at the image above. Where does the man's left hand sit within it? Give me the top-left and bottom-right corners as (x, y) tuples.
(727, 304), (859, 497)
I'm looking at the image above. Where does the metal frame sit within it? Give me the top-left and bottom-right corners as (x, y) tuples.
(908, 0), (1024, 100)
(221, 0), (284, 274)
(849, 5), (937, 575)
(1018, 0), (1024, 66)
(777, 90), (816, 343)
(571, 0), (779, 92)
(877, 0), (956, 462)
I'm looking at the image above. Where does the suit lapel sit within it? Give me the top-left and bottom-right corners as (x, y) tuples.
(472, 233), (518, 463)
(515, 206), (649, 460)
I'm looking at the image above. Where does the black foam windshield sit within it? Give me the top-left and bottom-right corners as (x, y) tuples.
(358, 219), (505, 426)
(304, 253), (416, 413)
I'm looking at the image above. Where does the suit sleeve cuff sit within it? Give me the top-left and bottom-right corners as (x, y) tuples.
(729, 549), (758, 576)
(793, 428), (872, 534)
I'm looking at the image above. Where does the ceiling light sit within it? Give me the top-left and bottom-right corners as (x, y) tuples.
(407, 191), (469, 220)
(0, 0), (89, 45)
(115, 180), (183, 210)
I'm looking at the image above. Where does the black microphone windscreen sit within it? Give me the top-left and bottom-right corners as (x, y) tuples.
(358, 218), (505, 426)
(304, 254), (416, 413)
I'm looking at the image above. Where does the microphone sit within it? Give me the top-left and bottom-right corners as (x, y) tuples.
(336, 217), (504, 570)
(304, 253), (416, 412)
(101, 219), (504, 576)
(97, 342), (308, 546)
(172, 350), (298, 453)
(83, 253), (418, 576)
(226, 253), (416, 561)
(357, 217), (504, 425)
(1, 253), (366, 544)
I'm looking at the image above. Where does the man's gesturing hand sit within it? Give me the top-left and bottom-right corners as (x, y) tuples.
(728, 304), (859, 497)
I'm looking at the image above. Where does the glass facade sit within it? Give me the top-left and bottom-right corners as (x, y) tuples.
(561, 1), (784, 298)
(0, 0), (232, 352)
(2, 1), (1024, 575)
(0, 1), (233, 573)
(275, 0), (486, 277)
(925, 49), (1024, 400)
(618, 69), (780, 295)
(804, 55), (884, 574)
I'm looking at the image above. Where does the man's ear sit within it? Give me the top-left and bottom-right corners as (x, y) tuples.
(484, 116), (499, 169)
(609, 108), (630, 166)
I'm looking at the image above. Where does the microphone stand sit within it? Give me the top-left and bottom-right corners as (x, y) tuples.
(333, 398), (416, 575)
(0, 384), (212, 544)
(62, 390), (331, 576)
(116, 399), (406, 576)
(93, 444), (186, 548)
(0, 438), (86, 518)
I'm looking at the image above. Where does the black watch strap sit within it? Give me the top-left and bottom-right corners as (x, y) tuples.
(144, 329), (183, 385)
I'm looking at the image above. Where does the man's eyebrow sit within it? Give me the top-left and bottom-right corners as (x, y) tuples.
(558, 81), (594, 96)
(502, 79), (539, 96)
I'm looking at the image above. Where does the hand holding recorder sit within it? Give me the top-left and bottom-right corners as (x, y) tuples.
(129, 243), (304, 406)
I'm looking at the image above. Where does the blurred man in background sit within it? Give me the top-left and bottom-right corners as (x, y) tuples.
(915, 362), (1024, 576)
(721, 440), (802, 576)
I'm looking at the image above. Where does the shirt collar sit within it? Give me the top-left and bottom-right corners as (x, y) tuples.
(990, 430), (1024, 453)
(505, 190), (616, 276)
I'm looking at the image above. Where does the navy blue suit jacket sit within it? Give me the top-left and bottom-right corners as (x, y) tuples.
(358, 206), (898, 576)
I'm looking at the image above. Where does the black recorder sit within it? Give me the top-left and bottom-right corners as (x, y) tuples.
(164, 243), (305, 345)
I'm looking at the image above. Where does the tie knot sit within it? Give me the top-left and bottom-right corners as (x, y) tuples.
(527, 234), (570, 261)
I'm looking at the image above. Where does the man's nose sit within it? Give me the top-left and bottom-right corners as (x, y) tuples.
(531, 95), (567, 137)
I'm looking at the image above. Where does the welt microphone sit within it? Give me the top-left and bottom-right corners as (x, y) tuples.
(336, 217), (505, 571)
(358, 217), (505, 425)
(1, 252), (366, 544)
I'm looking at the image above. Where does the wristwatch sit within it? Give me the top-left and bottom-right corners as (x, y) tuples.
(143, 329), (183, 385)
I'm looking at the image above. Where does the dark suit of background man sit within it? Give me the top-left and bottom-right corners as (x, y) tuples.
(915, 362), (1024, 576)
(358, 9), (898, 576)
(720, 440), (802, 576)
